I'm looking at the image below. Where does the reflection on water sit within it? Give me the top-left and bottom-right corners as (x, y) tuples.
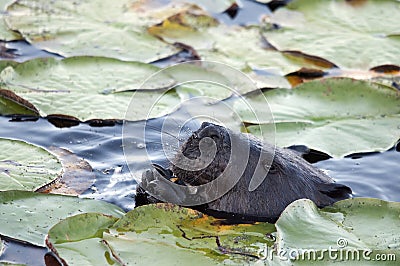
(316, 148), (400, 202)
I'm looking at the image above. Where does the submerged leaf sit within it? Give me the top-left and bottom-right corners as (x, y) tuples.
(36, 147), (95, 196)
(239, 78), (400, 157)
(0, 138), (61, 191)
(263, 0), (400, 70)
(0, 190), (125, 246)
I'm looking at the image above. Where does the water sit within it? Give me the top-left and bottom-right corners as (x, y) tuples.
(316, 149), (400, 202)
(0, 41), (62, 62)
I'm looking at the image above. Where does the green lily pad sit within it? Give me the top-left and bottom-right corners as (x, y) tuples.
(5, 0), (179, 62)
(0, 89), (39, 116)
(263, 0), (400, 70)
(48, 213), (119, 244)
(275, 198), (400, 264)
(47, 203), (276, 265)
(0, 138), (61, 191)
(0, 0), (22, 41)
(0, 190), (125, 246)
(0, 57), (180, 121)
(148, 8), (322, 83)
(240, 78), (400, 157)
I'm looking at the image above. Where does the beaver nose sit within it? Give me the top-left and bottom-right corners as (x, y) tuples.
(198, 124), (221, 139)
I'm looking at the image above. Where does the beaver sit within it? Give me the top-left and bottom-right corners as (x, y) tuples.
(135, 122), (352, 223)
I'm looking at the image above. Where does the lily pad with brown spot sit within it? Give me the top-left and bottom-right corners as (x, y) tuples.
(47, 203), (276, 265)
(0, 88), (39, 116)
(262, 0), (400, 70)
(0, 57), (181, 121)
(236, 77), (400, 157)
(35, 147), (95, 196)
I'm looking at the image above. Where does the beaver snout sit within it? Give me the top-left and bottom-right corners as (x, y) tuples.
(197, 122), (224, 140)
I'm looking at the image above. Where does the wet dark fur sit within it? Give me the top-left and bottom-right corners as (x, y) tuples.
(136, 122), (352, 222)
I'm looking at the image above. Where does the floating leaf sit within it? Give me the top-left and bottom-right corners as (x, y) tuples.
(0, 0), (22, 41)
(0, 57), (180, 121)
(239, 78), (400, 157)
(0, 190), (125, 246)
(148, 8), (322, 84)
(48, 213), (119, 244)
(263, 0), (400, 70)
(46, 213), (120, 265)
(275, 198), (400, 264)
(5, 0), (179, 62)
(0, 88), (39, 116)
(0, 138), (61, 191)
(48, 203), (276, 265)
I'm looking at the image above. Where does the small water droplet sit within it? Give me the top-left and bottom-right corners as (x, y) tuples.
(136, 143), (145, 149)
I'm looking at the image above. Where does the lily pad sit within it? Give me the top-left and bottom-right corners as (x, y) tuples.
(5, 0), (179, 62)
(240, 78), (400, 157)
(263, 0), (400, 70)
(148, 7), (323, 83)
(0, 0), (22, 41)
(35, 147), (95, 196)
(0, 89), (39, 116)
(47, 203), (276, 265)
(0, 190), (125, 246)
(275, 198), (400, 264)
(47, 213), (119, 245)
(0, 57), (181, 121)
(0, 138), (62, 191)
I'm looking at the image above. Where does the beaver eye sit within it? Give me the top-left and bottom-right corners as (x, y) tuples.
(209, 133), (220, 139)
(269, 164), (277, 173)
